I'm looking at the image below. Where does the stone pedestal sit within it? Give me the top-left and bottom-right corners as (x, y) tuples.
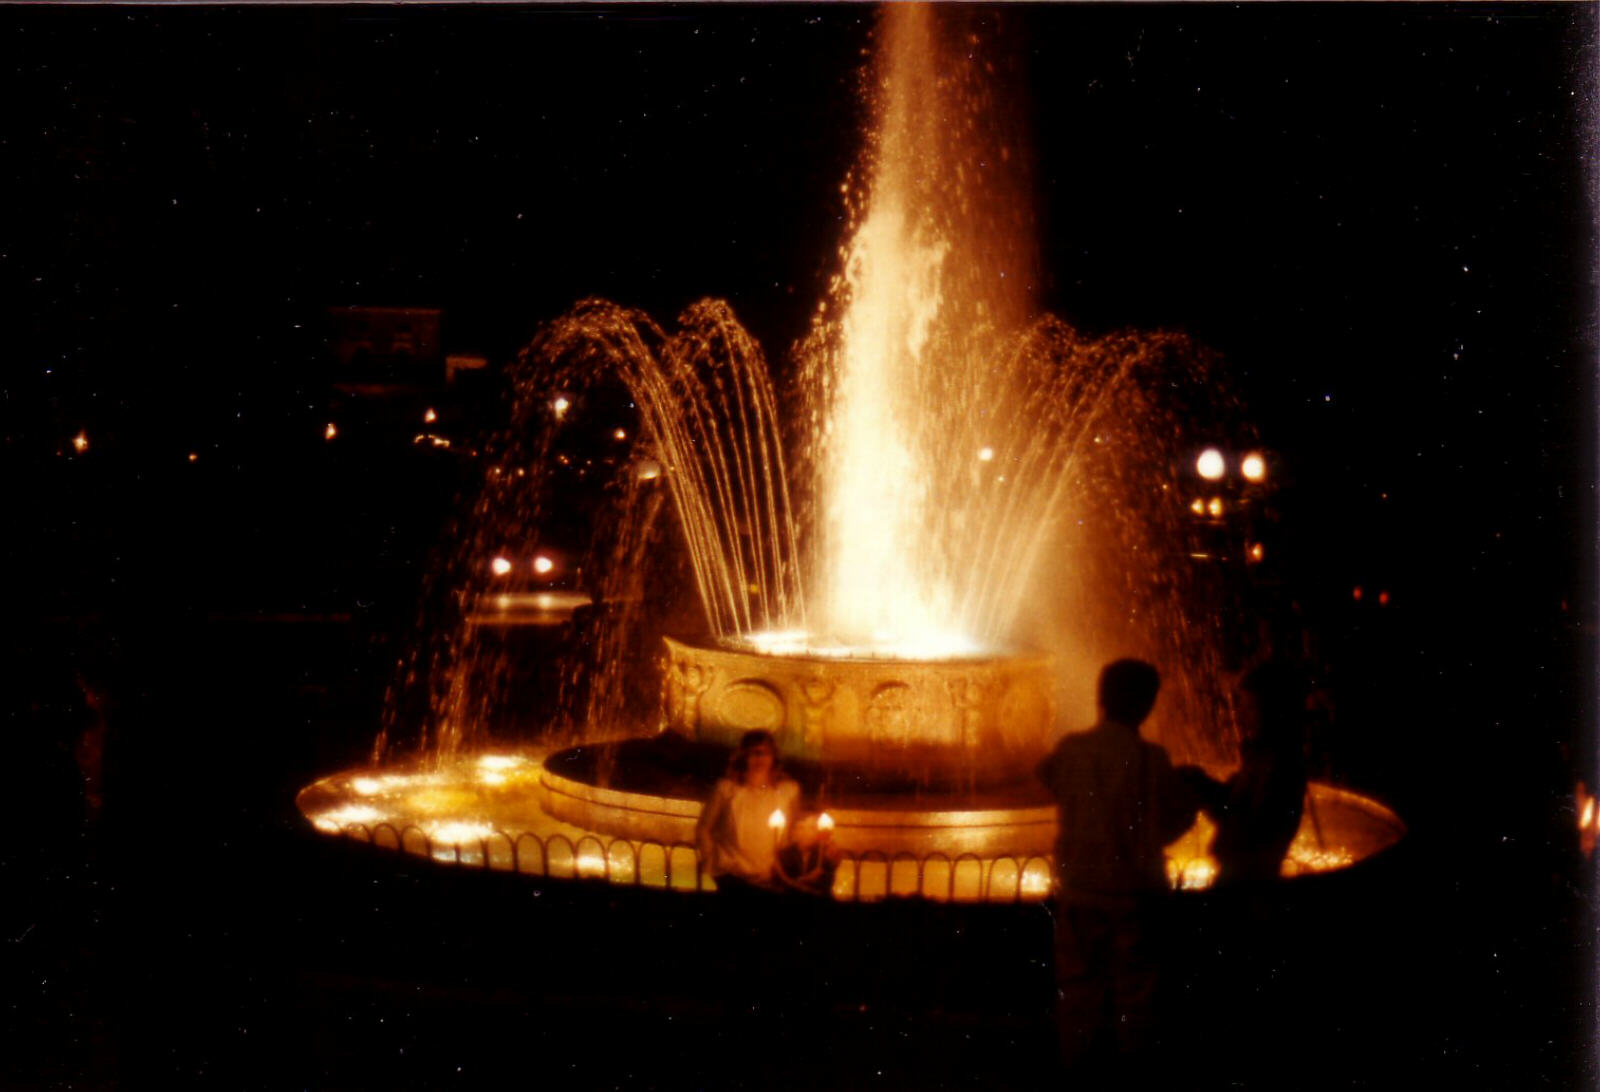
(659, 636), (1056, 783)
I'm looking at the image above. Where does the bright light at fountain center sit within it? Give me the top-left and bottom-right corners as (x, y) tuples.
(822, 193), (961, 654)
(735, 627), (984, 661)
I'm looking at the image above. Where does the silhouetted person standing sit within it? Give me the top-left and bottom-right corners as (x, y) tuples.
(1178, 661), (1312, 1088)
(1035, 659), (1199, 1080)
(1191, 661), (1310, 888)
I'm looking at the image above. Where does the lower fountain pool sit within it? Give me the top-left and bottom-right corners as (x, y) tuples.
(297, 745), (1405, 902)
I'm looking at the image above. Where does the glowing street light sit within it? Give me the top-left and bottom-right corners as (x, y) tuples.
(491, 556), (513, 576)
(552, 396), (571, 420)
(533, 555), (555, 575)
(1196, 448), (1225, 481)
(977, 446), (995, 462)
(72, 431), (90, 454)
(1240, 452), (1267, 483)
(423, 407), (438, 424)
(325, 422), (338, 441)
(1207, 497), (1224, 518)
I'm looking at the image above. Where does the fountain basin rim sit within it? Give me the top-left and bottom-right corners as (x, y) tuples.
(701, 633), (1051, 667)
(1305, 781), (1408, 835)
(537, 757), (1059, 830)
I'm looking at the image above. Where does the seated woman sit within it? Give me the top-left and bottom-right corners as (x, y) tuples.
(695, 729), (802, 893)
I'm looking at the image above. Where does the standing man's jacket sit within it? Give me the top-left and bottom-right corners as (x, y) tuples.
(1036, 720), (1200, 899)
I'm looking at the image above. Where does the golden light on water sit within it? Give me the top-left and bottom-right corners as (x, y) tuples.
(734, 628), (985, 661)
(425, 821), (499, 846)
(1196, 447), (1225, 480)
(1171, 856), (1217, 891)
(312, 803), (385, 833)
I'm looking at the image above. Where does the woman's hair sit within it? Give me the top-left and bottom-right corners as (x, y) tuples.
(728, 729), (781, 783)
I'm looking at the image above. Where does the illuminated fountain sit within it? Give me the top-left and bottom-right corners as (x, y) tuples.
(299, 7), (1403, 899)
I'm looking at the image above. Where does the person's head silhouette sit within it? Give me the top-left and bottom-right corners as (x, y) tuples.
(1237, 660), (1308, 749)
(1097, 659), (1160, 729)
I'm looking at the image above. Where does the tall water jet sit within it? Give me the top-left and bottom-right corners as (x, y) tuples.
(805, 5), (1039, 654)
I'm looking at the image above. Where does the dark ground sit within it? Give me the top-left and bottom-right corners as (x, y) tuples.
(3, 4), (1596, 1088)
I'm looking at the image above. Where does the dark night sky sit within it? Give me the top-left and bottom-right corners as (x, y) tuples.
(1, 6), (1597, 1088)
(2, 3), (1595, 841)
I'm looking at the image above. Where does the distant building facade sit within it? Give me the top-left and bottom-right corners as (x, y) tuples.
(328, 306), (443, 381)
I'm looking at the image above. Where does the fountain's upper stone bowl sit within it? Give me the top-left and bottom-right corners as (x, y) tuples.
(661, 635), (1056, 784)
(719, 629), (994, 662)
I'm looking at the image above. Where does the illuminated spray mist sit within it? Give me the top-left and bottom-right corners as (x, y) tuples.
(809, 5), (1039, 653)
(305, 6), (1411, 895)
(382, 5), (1242, 770)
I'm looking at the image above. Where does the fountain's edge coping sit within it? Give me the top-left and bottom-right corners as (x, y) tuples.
(536, 758), (1059, 829)
(1308, 782), (1408, 835)
(671, 633), (1054, 670)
